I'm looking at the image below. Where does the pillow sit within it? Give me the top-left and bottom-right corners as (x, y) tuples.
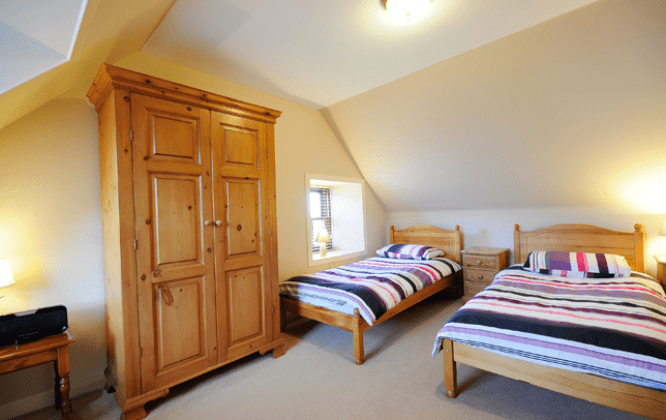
(376, 244), (445, 260)
(524, 251), (631, 278)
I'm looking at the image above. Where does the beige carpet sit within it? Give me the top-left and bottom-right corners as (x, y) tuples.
(17, 294), (648, 419)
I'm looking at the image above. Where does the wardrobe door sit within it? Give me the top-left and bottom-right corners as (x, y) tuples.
(131, 94), (217, 391)
(211, 112), (274, 362)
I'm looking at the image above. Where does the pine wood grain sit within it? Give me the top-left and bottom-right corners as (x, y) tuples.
(0, 331), (75, 419)
(452, 341), (666, 419)
(88, 64), (283, 420)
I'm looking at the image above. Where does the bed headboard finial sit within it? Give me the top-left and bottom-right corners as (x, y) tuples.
(514, 224), (520, 231)
(633, 224), (645, 274)
(455, 225), (460, 231)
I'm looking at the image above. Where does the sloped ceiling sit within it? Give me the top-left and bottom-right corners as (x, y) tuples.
(3, 0), (665, 214)
(0, 0), (601, 126)
(324, 0), (666, 212)
(0, 0), (87, 95)
(141, 0), (600, 108)
(0, 0), (177, 129)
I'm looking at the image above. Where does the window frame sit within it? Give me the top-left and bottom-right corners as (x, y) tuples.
(309, 187), (332, 251)
(305, 173), (367, 267)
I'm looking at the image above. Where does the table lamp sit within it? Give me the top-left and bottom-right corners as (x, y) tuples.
(0, 256), (15, 298)
(315, 229), (331, 257)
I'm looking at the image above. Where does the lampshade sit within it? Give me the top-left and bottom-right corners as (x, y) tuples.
(383, 0), (431, 22)
(660, 220), (666, 237)
(0, 257), (15, 289)
(315, 229), (331, 243)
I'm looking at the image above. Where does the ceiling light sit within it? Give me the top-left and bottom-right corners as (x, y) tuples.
(383, 0), (432, 22)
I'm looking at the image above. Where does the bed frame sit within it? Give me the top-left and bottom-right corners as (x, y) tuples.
(442, 223), (666, 419)
(281, 224), (463, 364)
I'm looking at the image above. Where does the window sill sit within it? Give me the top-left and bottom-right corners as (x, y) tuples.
(309, 249), (366, 267)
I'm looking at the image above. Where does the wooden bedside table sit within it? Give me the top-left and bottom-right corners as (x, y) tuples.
(655, 255), (665, 287)
(0, 330), (75, 419)
(461, 246), (509, 301)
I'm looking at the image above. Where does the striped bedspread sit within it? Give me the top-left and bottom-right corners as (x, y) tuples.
(280, 257), (461, 326)
(432, 266), (666, 391)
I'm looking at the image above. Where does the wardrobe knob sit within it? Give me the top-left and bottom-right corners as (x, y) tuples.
(204, 220), (211, 226)
(215, 220), (222, 226)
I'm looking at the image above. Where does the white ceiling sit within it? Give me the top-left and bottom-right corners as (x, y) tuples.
(8, 0), (662, 215)
(0, 0), (87, 94)
(142, 0), (601, 108)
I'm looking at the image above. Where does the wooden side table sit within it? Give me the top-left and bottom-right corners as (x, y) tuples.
(0, 330), (75, 419)
(461, 246), (509, 301)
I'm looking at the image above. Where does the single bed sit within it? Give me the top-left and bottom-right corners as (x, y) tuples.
(434, 223), (666, 419)
(281, 224), (463, 364)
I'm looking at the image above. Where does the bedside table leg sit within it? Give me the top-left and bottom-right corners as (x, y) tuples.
(56, 346), (73, 419)
(54, 361), (62, 409)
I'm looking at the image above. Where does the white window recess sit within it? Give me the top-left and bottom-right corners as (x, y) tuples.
(305, 174), (366, 267)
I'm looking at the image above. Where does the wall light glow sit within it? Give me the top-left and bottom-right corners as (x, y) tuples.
(611, 160), (666, 214)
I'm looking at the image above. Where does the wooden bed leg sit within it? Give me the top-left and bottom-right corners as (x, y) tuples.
(443, 339), (458, 398)
(280, 299), (287, 331)
(352, 308), (365, 365)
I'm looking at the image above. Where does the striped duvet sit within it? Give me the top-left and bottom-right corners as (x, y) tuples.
(280, 257), (461, 326)
(433, 266), (666, 391)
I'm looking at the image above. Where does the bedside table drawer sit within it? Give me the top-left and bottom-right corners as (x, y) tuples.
(463, 282), (488, 300)
(462, 255), (499, 270)
(463, 269), (495, 284)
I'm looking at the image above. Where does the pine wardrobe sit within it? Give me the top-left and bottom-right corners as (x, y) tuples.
(87, 64), (284, 420)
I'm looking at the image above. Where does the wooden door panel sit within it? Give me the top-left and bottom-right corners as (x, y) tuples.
(224, 126), (257, 167)
(227, 267), (264, 345)
(212, 115), (264, 179)
(226, 179), (261, 258)
(153, 175), (200, 266)
(132, 94), (217, 392)
(212, 112), (273, 362)
(154, 278), (205, 370)
(152, 115), (199, 160)
(224, 266), (272, 360)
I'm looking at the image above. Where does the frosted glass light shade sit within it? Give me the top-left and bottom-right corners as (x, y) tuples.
(384, 0), (431, 22)
(0, 257), (15, 289)
(660, 220), (666, 236)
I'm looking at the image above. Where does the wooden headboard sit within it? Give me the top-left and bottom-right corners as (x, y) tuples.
(390, 225), (463, 264)
(513, 223), (645, 273)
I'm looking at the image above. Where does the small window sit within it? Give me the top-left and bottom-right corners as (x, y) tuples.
(309, 187), (332, 251)
(305, 174), (366, 266)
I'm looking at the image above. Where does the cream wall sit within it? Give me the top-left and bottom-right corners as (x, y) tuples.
(0, 99), (106, 418)
(389, 207), (666, 278)
(325, 0), (666, 277)
(323, 0), (666, 214)
(0, 55), (387, 417)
